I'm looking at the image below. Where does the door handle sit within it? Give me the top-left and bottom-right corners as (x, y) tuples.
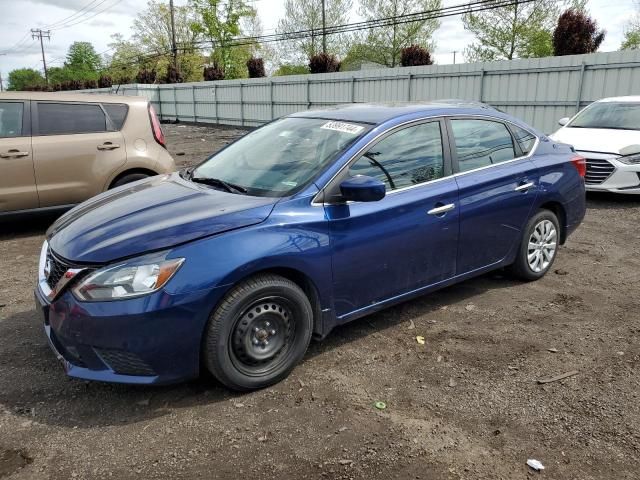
(0, 149), (29, 158)
(514, 182), (535, 192)
(97, 143), (120, 150)
(427, 203), (455, 216)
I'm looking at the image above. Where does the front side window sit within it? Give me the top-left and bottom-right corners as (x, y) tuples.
(450, 119), (516, 172)
(568, 102), (640, 131)
(0, 102), (23, 138)
(37, 103), (106, 135)
(349, 121), (445, 191)
(193, 117), (371, 197)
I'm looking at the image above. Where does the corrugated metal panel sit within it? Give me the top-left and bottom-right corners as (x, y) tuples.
(74, 50), (640, 133)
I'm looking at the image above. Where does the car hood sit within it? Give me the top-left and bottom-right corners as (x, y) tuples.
(47, 173), (278, 264)
(550, 127), (640, 155)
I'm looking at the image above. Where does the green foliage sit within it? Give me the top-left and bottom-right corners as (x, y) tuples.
(7, 68), (45, 91)
(354, 0), (441, 68)
(273, 64), (310, 76)
(621, 1), (640, 50)
(65, 41), (102, 81)
(276, 0), (353, 64)
(190, 0), (256, 79)
(463, 0), (565, 61)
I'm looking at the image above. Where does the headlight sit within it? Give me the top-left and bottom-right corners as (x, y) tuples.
(72, 252), (184, 301)
(618, 154), (640, 165)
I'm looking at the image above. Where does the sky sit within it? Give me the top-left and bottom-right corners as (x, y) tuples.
(0, 0), (635, 88)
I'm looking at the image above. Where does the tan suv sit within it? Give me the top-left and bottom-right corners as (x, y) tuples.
(0, 92), (175, 215)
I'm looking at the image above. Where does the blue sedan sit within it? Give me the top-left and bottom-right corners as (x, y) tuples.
(34, 102), (586, 390)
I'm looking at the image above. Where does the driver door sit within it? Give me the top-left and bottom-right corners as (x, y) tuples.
(325, 119), (459, 320)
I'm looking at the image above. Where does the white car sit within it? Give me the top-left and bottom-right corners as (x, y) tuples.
(550, 96), (640, 194)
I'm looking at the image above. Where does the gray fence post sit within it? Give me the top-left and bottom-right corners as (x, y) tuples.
(576, 62), (587, 111)
(306, 78), (311, 109)
(407, 73), (413, 101)
(351, 77), (356, 103)
(156, 85), (163, 120)
(270, 80), (274, 120)
(213, 84), (218, 124)
(173, 86), (178, 121)
(239, 82), (244, 126)
(478, 68), (485, 102)
(192, 85), (197, 123)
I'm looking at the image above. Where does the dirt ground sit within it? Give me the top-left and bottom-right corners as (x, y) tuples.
(1, 123), (639, 480)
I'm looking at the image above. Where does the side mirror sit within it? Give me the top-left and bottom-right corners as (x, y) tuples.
(619, 144), (640, 156)
(339, 175), (386, 202)
(558, 117), (570, 126)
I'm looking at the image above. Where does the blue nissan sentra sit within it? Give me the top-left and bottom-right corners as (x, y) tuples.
(35, 102), (586, 390)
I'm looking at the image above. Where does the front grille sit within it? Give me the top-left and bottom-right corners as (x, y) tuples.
(585, 158), (615, 185)
(46, 250), (71, 289)
(94, 348), (156, 376)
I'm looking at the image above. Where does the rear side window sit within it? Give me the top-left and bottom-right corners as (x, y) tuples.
(37, 102), (106, 135)
(0, 102), (23, 138)
(511, 124), (537, 155)
(349, 122), (445, 191)
(102, 103), (128, 130)
(450, 119), (516, 172)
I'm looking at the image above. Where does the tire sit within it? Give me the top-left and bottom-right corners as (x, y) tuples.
(203, 274), (313, 391)
(111, 173), (150, 188)
(508, 209), (560, 281)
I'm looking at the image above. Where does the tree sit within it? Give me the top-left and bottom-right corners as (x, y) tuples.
(462, 0), (583, 61)
(65, 41), (102, 81)
(309, 53), (340, 73)
(273, 64), (310, 76)
(401, 44), (433, 66)
(190, 0), (256, 79)
(353, 0), (441, 68)
(553, 9), (604, 55)
(276, 0), (353, 64)
(133, 0), (203, 81)
(621, 0), (640, 50)
(7, 68), (45, 91)
(203, 64), (225, 80)
(246, 57), (266, 77)
(103, 34), (146, 84)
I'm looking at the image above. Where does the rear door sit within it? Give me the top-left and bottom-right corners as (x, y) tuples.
(447, 117), (539, 274)
(31, 101), (126, 208)
(326, 119), (459, 318)
(0, 100), (38, 212)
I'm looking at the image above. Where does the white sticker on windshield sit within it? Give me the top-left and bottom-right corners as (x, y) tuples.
(321, 121), (364, 135)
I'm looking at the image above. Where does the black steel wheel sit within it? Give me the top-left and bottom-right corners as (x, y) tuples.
(203, 275), (313, 391)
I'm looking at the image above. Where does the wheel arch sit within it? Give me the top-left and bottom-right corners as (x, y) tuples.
(107, 167), (159, 190)
(538, 201), (567, 244)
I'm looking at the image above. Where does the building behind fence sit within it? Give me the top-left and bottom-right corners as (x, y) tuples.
(83, 50), (640, 133)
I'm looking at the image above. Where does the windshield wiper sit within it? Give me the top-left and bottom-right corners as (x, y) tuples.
(190, 175), (248, 194)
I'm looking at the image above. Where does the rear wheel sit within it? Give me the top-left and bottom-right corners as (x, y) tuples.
(203, 274), (313, 391)
(111, 173), (150, 188)
(508, 210), (560, 281)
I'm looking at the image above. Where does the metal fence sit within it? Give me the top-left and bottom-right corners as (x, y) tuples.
(84, 50), (640, 133)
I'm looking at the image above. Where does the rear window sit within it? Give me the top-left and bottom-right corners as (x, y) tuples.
(511, 125), (537, 155)
(0, 102), (23, 138)
(102, 103), (129, 130)
(37, 102), (106, 135)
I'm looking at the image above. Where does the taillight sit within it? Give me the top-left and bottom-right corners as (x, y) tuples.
(148, 103), (166, 148)
(570, 155), (586, 178)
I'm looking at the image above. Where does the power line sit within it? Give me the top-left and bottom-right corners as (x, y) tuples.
(42, 0), (105, 29)
(50, 0), (126, 31)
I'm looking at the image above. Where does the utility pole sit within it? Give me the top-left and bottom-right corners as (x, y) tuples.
(321, 0), (326, 54)
(31, 29), (51, 84)
(453, 51), (457, 64)
(169, 0), (178, 74)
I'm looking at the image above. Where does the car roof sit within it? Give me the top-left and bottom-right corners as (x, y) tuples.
(0, 91), (147, 104)
(595, 96), (640, 103)
(289, 100), (502, 125)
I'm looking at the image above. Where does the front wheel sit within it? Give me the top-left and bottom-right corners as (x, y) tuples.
(508, 210), (560, 281)
(203, 274), (313, 391)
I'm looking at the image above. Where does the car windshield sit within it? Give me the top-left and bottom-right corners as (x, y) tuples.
(568, 102), (640, 131)
(192, 117), (371, 197)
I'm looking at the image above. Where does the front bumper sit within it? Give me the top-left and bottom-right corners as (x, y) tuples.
(35, 243), (227, 385)
(580, 152), (640, 194)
